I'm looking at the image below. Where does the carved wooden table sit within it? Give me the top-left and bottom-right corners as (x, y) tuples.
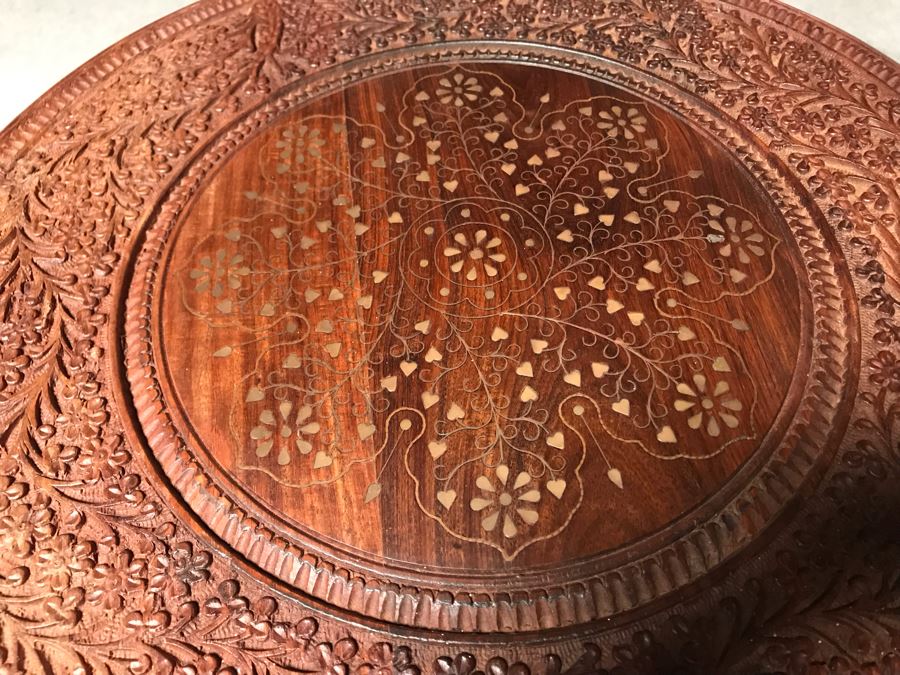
(0, 1), (898, 673)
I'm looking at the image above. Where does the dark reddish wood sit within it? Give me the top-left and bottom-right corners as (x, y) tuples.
(0, 1), (897, 673)
(143, 60), (812, 595)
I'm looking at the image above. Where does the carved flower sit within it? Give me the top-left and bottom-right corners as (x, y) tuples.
(41, 442), (80, 477)
(581, 26), (616, 52)
(865, 139), (900, 175)
(54, 394), (108, 444)
(149, 541), (212, 596)
(873, 318), (899, 347)
(104, 473), (145, 505)
(860, 184), (890, 212)
(442, 229), (507, 282)
(0, 298), (45, 392)
(813, 57), (851, 86)
(477, 11), (513, 38)
(0, 473), (28, 513)
(738, 105), (778, 132)
(507, 0), (537, 25)
(783, 107), (824, 136)
(148, 121), (199, 160)
(35, 534), (95, 591)
(469, 465), (541, 538)
(231, 596), (282, 640)
(270, 616), (319, 650)
(203, 580), (250, 619)
(596, 105), (647, 140)
(809, 168), (854, 200)
(87, 550), (148, 610)
(358, 643), (419, 675)
(435, 73), (484, 107)
(189, 249), (251, 298)
(827, 122), (871, 150)
(0, 505), (36, 556)
(42, 588), (85, 628)
(74, 434), (131, 481)
(674, 374), (742, 437)
(613, 39), (649, 64)
(38, 203), (109, 261)
(249, 398), (320, 465)
(0, 501), (54, 557)
(709, 216), (766, 263)
(312, 637), (359, 675)
(124, 607), (171, 634)
(0, 331), (32, 392)
(868, 351), (900, 393)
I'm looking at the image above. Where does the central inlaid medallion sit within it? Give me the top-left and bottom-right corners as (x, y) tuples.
(152, 62), (804, 570)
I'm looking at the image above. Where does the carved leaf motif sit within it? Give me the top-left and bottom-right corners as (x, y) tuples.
(0, 0), (895, 670)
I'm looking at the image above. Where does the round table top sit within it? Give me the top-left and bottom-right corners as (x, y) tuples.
(0, 1), (898, 673)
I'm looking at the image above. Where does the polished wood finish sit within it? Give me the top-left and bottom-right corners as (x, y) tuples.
(146, 59), (809, 591)
(0, 1), (897, 673)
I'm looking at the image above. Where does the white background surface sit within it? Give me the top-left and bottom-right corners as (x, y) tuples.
(1, 0), (898, 130)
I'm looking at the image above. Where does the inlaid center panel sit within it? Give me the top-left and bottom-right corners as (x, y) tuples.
(153, 62), (803, 570)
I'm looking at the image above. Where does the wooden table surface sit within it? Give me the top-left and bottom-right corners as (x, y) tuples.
(0, 1), (897, 673)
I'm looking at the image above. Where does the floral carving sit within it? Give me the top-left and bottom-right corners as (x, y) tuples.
(0, 0), (894, 671)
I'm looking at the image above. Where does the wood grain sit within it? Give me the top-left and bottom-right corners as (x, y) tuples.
(0, 0), (896, 672)
(150, 60), (806, 577)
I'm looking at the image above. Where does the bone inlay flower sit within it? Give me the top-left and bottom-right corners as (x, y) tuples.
(443, 229), (507, 281)
(674, 374), (743, 438)
(436, 73), (483, 107)
(470, 465), (542, 538)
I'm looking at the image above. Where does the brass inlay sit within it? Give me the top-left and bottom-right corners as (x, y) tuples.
(175, 66), (781, 560)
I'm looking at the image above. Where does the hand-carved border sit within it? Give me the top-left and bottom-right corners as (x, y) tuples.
(122, 42), (855, 633)
(0, 0), (895, 671)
